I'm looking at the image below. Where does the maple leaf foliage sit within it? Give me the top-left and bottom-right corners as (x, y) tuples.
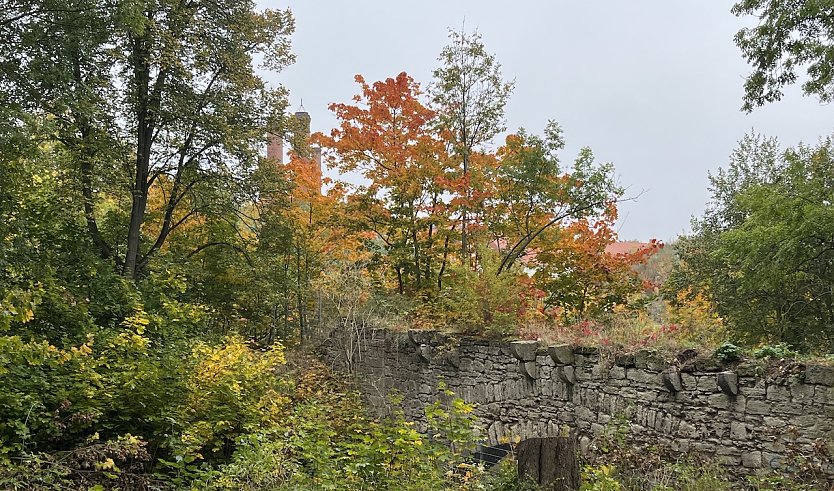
(533, 207), (663, 321)
(317, 72), (455, 293)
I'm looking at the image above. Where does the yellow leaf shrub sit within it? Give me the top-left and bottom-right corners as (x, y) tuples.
(176, 336), (289, 460)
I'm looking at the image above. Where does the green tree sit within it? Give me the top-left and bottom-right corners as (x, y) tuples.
(0, 0), (295, 278)
(432, 27), (514, 259)
(669, 134), (834, 350)
(484, 122), (622, 275)
(0, 123), (138, 341)
(733, 0), (834, 110)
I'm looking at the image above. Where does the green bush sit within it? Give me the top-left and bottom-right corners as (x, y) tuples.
(0, 311), (185, 456)
(752, 343), (797, 360)
(434, 246), (534, 338)
(580, 465), (622, 490)
(169, 336), (289, 462)
(715, 342), (743, 363)
(209, 381), (483, 490)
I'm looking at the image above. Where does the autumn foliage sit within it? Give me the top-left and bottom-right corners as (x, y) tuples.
(315, 71), (659, 333)
(316, 72), (454, 294)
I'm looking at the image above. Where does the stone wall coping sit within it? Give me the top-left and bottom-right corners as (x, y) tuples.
(396, 328), (834, 385)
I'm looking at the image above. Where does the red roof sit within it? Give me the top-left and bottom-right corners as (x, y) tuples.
(604, 241), (649, 256)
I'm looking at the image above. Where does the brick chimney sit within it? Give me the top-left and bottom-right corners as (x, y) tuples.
(266, 134), (284, 164)
(312, 146), (323, 187)
(293, 109), (322, 194)
(294, 110), (311, 138)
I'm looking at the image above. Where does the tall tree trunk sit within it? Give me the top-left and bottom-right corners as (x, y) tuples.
(71, 50), (118, 267)
(296, 245), (307, 341)
(437, 224), (456, 290)
(124, 33), (154, 278)
(425, 221), (434, 283)
(412, 227), (421, 288)
(79, 136), (118, 265)
(396, 266), (404, 294)
(124, 174), (148, 278)
(460, 146), (469, 262)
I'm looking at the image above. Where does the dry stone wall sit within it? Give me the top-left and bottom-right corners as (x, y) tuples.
(319, 328), (834, 480)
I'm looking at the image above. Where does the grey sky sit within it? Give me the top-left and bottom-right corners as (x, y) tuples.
(259, 1), (833, 242)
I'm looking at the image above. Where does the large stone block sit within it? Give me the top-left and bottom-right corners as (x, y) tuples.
(575, 367), (593, 382)
(771, 402), (805, 415)
(697, 375), (717, 392)
(708, 393), (730, 409)
(614, 353), (635, 367)
(548, 344), (574, 365)
(634, 349), (663, 370)
(626, 368), (660, 386)
(766, 384), (790, 401)
(742, 451), (762, 468)
(730, 421), (747, 439)
(717, 371), (738, 396)
(739, 377), (766, 397)
(418, 344), (433, 362)
(520, 360), (538, 380)
(662, 368), (683, 392)
(694, 357), (722, 372)
(573, 345), (599, 355)
(805, 365), (834, 386)
(509, 341), (538, 362)
(407, 329), (436, 346)
(442, 350), (461, 369)
(746, 399), (771, 415)
(556, 366), (577, 385)
(790, 383), (814, 404)
(735, 362), (760, 377)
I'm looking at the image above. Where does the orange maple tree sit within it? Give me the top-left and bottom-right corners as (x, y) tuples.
(316, 72), (454, 293)
(533, 210), (663, 321)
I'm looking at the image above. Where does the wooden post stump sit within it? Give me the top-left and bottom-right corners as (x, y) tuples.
(517, 434), (579, 491)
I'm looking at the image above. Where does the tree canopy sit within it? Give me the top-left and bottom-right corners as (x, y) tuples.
(669, 134), (834, 350)
(733, 0), (834, 110)
(1, 0), (295, 278)
(432, 28), (514, 259)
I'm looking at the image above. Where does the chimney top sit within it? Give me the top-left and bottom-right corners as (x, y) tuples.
(294, 98), (308, 115)
(294, 108), (311, 137)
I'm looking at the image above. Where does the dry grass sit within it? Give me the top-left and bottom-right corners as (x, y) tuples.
(516, 311), (728, 356)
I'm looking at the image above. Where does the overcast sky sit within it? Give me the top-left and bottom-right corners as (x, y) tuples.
(258, 1), (833, 242)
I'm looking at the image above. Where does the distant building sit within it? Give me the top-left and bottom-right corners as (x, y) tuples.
(266, 109), (322, 194)
(604, 241), (649, 256)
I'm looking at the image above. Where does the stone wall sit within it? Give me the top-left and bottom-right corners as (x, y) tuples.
(319, 328), (834, 480)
